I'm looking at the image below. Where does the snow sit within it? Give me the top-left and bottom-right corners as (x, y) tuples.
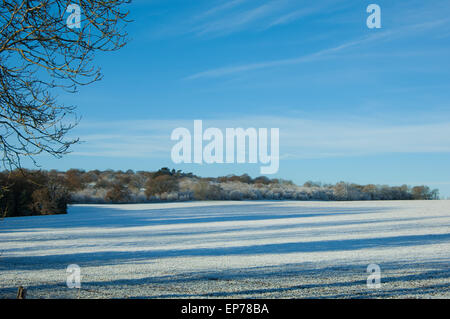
(1, 200), (449, 298)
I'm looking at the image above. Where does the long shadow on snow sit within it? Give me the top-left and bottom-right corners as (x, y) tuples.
(0, 203), (392, 232)
(4, 260), (448, 299)
(2, 233), (450, 271)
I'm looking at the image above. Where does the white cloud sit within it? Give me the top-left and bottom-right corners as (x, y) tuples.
(185, 33), (386, 80)
(194, 0), (247, 20)
(193, 2), (280, 36)
(69, 117), (450, 160)
(185, 17), (449, 80)
(267, 7), (322, 28)
(172, 0), (339, 38)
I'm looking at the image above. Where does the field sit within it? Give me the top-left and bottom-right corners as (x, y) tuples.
(0, 200), (449, 298)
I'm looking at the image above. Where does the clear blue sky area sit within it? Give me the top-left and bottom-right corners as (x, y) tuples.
(26, 0), (450, 197)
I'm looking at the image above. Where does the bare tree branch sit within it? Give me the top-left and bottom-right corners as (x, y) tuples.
(0, 0), (131, 169)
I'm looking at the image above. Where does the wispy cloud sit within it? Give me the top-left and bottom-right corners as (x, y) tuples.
(185, 33), (387, 80)
(193, 2), (281, 36)
(193, 0), (248, 20)
(185, 17), (449, 80)
(267, 6), (323, 28)
(166, 0), (337, 38)
(69, 116), (450, 160)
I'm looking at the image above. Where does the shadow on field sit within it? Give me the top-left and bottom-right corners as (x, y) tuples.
(2, 260), (449, 299)
(2, 233), (450, 271)
(1, 202), (449, 298)
(0, 203), (391, 232)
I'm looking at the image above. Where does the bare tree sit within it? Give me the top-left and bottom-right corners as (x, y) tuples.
(0, 0), (131, 169)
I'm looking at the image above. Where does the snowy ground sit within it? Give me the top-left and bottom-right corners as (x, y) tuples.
(0, 200), (449, 299)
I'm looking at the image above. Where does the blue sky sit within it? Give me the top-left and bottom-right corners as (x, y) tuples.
(27, 0), (450, 197)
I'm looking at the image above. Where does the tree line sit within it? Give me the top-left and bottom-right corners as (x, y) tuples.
(0, 168), (440, 217)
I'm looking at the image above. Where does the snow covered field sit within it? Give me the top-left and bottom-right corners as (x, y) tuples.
(1, 200), (449, 299)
